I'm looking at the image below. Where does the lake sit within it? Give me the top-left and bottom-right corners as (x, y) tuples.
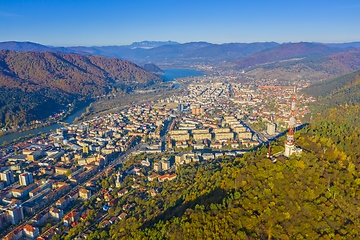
(161, 68), (205, 88)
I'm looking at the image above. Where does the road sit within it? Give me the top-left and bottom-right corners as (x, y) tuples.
(1, 144), (137, 238)
(243, 120), (267, 144)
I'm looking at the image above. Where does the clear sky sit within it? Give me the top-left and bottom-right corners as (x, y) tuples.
(1, 0), (360, 46)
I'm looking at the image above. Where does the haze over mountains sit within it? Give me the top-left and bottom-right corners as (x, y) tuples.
(1, 40), (360, 74)
(0, 41), (280, 64)
(1, 39), (360, 127)
(232, 42), (343, 68)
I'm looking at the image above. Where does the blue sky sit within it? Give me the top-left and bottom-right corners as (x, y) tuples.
(1, 0), (360, 46)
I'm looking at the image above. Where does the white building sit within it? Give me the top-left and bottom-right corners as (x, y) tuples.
(19, 172), (34, 186)
(1, 170), (14, 185)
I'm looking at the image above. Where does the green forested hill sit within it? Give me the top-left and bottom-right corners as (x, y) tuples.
(303, 68), (360, 98)
(0, 87), (67, 126)
(71, 72), (360, 240)
(55, 68), (360, 240)
(0, 50), (162, 126)
(302, 69), (360, 127)
(63, 122), (360, 240)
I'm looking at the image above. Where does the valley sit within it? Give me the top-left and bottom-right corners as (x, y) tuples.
(0, 40), (360, 240)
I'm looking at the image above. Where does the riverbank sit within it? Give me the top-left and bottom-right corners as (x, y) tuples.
(0, 101), (91, 146)
(0, 69), (205, 147)
(0, 100), (90, 137)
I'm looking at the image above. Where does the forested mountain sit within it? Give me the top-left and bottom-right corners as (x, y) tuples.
(181, 42), (279, 62)
(0, 41), (279, 65)
(322, 42), (360, 49)
(302, 68), (360, 127)
(74, 122), (360, 240)
(303, 68), (360, 98)
(232, 42), (343, 69)
(0, 50), (162, 126)
(142, 63), (164, 73)
(2, 41), (360, 69)
(0, 41), (52, 52)
(72, 41), (279, 64)
(241, 48), (360, 81)
(0, 41), (93, 55)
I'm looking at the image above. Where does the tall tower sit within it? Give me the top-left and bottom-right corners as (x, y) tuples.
(284, 87), (297, 157)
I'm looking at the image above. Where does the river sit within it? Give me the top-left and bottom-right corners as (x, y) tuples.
(0, 69), (205, 145)
(0, 105), (89, 145)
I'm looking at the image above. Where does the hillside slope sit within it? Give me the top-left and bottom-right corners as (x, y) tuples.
(142, 63), (164, 73)
(233, 42), (343, 69)
(303, 69), (360, 98)
(302, 68), (360, 127)
(0, 50), (162, 126)
(73, 122), (360, 240)
(242, 49), (360, 81)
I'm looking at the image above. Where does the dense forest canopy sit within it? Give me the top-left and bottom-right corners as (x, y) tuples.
(302, 68), (360, 127)
(64, 121), (360, 240)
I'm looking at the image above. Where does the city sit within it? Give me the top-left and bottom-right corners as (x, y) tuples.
(1, 0), (360, 238)
(0, 71), (313, 239)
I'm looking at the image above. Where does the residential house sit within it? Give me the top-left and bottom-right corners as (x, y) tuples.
(109, 216), (119, 225)
(79, 188), (91, 200)
(147, 173), (160, 182)
(117, 189), (128, 197)
(37, 226), (58, 240)
(23, 224), (39, 239)
(63, 210), (80, 226)
(100, 220), (110, 228)
(31, 209), (49, 225)
(118, 212), (127, 220)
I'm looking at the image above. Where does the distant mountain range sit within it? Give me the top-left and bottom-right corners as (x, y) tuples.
(232, 42), (343, 68)
(0, 50), (162, 126)
(1, 40), (360, 82)
(318, 42), (360, 49)
(239, 46), (360, 81)
(128, 40), (179, 49)
(1, 40), (360, 67)
(0, 41), (280, 64)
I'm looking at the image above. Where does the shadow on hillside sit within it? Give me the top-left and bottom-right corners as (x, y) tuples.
(141, 187), (227, 229)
